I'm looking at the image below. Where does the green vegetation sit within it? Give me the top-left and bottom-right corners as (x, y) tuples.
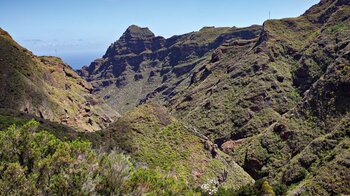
(0, 119), (198, 195)
(0, 28), (118, 132)
(1, 0), (350, 195)
(0, 120), (131, 195)
(209, 179), (286, 196)
(106, 104), (254, 190)
(0, 118), (253, 195)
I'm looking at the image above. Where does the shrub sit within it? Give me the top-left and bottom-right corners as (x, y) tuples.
(127, 167), (190, 195)
(0, 120), (132, 195)
(261, 181), (275, 196)
(0, 119), (201, 195)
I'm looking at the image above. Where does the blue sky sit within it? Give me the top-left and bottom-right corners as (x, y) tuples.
(0, 0), (319, 69)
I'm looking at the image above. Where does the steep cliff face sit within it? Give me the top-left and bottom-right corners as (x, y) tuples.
(228, 0), (350, 194)
(0, 28), (119, 131)
(79, 25), (261, 114)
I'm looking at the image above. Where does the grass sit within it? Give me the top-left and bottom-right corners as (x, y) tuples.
(264, 17), (319, 50)
(106, 104), (254, 189)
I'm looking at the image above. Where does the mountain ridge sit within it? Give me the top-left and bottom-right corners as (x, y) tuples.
(0, 28), (119, 131)
(78, 24), (262, 114)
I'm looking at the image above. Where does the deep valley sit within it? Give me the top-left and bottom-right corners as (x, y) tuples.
(0, 0), (349, 195)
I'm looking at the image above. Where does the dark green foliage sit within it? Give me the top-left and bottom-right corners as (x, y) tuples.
(0, 120), (131, 195)
(126, 167), (190, 195)
(283, 165), (307, 185)
(0, 118), (252, 195)
(272, 183), (288, 196)
(0, 119), (198, 195)
(214, 179), (284, 196)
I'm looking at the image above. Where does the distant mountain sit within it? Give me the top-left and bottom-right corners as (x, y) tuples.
(78, 24), (261, 114)
(79, 0), (350, 194)
(0, 28), (119, 131)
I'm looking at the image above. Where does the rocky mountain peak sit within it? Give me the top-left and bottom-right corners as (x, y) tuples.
(123, 24), (155, 39)
(103, 25), (161, 57)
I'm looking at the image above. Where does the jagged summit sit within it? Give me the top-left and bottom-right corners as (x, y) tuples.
(102, 25), (163, 57)
(80, 25), (261, 113)
(123, 24), (155, 38)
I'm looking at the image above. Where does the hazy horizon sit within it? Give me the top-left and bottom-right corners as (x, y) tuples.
(1, 0), (320, 69)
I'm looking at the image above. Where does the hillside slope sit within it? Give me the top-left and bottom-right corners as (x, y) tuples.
(100, 104), (254, 191)
(227, 0), (350, 194)
(0, 29), (119, 131)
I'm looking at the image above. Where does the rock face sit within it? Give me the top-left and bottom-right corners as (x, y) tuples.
(0, 28), (119, 131)
(104, 25), (161, 57)
(79, 25), (261, 114)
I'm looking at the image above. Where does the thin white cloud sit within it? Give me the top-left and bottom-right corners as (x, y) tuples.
(22, 39), (43, 44)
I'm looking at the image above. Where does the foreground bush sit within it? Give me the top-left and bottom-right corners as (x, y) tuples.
(0, 120), (200, 195)
(0, 120), (131, 195)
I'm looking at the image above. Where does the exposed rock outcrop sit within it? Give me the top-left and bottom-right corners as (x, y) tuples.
(79, 25), (261, 114)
